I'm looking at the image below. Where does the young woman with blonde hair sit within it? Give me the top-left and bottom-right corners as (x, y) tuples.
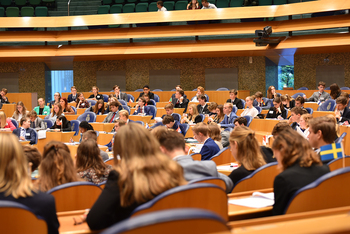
(181, 104), (202, 124)
(0, 111), (15, 131)
(87, 123), (187, 230)
(228, 126), (266, 184)
(0, 134), (59, 234)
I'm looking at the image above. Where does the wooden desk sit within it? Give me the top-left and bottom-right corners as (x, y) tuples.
(312, 111), (335, 118)
(1, 104), (16, 119)
(249, 119), (280, 133)
(36, 131), (75, 154)
(67, 144), (108, 160)
(58, 210), (95, 234)
(6, 93), (37, 111)
(95, 115), (107, 122)
(90, 123), (114, 132)
(339, 125), (350, 156)
(304, 102), (319, 111)
(20, 141), (30, 145)
(255, 131), (273, 147)
(97, 133), (114, 146)
(129, 115), (152, 124)
(65, 115), (79, 121)
(76, 108), (86, 115)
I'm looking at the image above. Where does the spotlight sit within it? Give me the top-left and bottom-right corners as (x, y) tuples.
(255, 26), (272, 38)
(253, 26), (280, 47)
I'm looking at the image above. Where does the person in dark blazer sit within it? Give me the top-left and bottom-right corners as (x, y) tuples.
(67, 86), (77, 103)
(219, 103), (237, 128)
(50, 115), (72, 132)
(133, 97), (152, 116)
(28, 110), (45, 131)
(192, 123), (220, 160)
(112, 85), (128, 102)
(136, 85), (155, 101)
(335, 96), (350, 123)
(171, 85), (187, 101)
(12, 117), (36, 145)
(0, 88), (10, 104)
(266, 97), (287, 119)
(171, 89), (189, 113)
(197, 94), (210, 115)
(88, 86), (103, 101)
(272, 128), (330, 215)
(161, 103), (180, 122)
(253, 91), (269, 108)
(226, 89), (244, 109)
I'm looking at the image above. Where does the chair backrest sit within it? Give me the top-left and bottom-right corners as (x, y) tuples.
(284, 109), (289, 119)
(242, 115), (252, 127)
(70, 120), (80, 136)
(172, 113), (181, 122)
(131, 183), (228, 221)
(32, 130), (38, 144)
(305, 107), (313, 114)
(317, 99), (336, 111)
(135, 89), (143, 92)
(122, 105), (130, 114)
(71, 106), (77, 114)
(285, 167), (350, 214)
(102, 94), (109, 102)
(291, 92), (305, 99)
(297, 87), (308, 90)
(189, 177), (226, 191)
(87, 99), (97, 107)
(240, 99), (246, 108)
(231, 106), (237, 114)
(149, 99), (156, 106)
(127, 94), (134, 102)
(325, 87), (330, 90)
(104, 158), (114, 166)
(199, 114), (205, 122)
(327, 156), (350, 172)
(118, 99), (127, 105)
(101, 208), (230, 234)
(254, 106), (262, 114)
(10, 118), (18, 129)
(42, 119), (54, 128)
(147, 105), (157, 119)
(0, 201), (47, 234)
(209, 147), (234, 165)
(216, 87), (229, 91)
(153, 94), (160, 102)
(204, 94), (209, 102)
(231, 162), (279, 193)
(179, 123), (189, 136)
(340, 87), (350, 90)
(190, 152), (201, 161)
(152, 89), (163, 91)
(335, 132), (347, 144)
(77, 112), (96, 123)
(47, 181), (102, 212)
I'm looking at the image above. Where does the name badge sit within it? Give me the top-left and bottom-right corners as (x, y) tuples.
(25, 133), (30, 136)
(44, 111), (48, 114)
(82, 103), (85, 106)
(269, 110), (274, 114)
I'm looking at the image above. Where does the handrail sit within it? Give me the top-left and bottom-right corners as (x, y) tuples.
(0, 0), (348, 28)
(68, 0), (71, 16)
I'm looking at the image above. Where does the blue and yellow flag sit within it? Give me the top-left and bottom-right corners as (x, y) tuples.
(319, 143), (343, 162)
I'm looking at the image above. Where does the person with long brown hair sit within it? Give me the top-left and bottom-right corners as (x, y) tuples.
(0, 134), (59, 234)
(48, 102), (63, 123)
(86, 123), (187, 230)
(11, 101), (29, 122)
(228, 126), (266, 185)
(76, 92), (90, 109)
(266, 97), (287, 119)
(330, 83), (341, 100)
(36, 141), (78, 192)
(267, 86), (278, 99)
(90, 99), (106, 115)
(272, 128), (330, 215)
(59, 97), (75, 115)
(76, 139), (113, 184)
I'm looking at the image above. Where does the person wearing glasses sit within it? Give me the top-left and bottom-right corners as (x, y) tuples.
(136, 85), (154, 101)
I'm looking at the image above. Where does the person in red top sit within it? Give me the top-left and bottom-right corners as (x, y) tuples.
(0, 111), (16, 131)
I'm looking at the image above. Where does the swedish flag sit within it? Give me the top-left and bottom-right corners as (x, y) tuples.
(319, 143), (343, 162)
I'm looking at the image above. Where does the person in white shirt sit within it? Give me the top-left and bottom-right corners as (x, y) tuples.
(157, 1), (167, 11)
(240, 96), (258, 118)
(201, 0), (217, 9)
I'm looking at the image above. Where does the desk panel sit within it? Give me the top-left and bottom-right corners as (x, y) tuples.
(1, 104), (16, 119)
(36, 132), (75, 154)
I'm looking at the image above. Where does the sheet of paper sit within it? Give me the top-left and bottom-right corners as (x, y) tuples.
(252, 192), (274, 200)
(217, 164), (238, 171)
(37, 130), (46, 139)
(229, 196), (274, 208)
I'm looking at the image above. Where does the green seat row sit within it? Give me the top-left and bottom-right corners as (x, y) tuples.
(0, 6), (47, 16)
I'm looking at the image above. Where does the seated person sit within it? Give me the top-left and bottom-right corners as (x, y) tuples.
(28, 110), (46, 131)
(172, 89), (189, 113)
(112, 85), (128, 102)
(89, 99), (107, 115)
(240, 96), (258, 118)
(0, 111), (16, 131)
(12, 101), (29, 122)
(330, 83), (341, 100)
(226, 89), (243, 109)
(299, 114), (313, 139)
(267, 86), (279, 99)
(266, 97), (287, 119)
(67, 86), (77, 103)
(76, 92), (90, 109)
(171, 85), (187, 101)
(47, 103), (64, 123)
(76, 139), (113, 184)
(23, 145), (42, 173)
(161, 103), (180, 122)
(253, 91), (268, 108)
(208, 103), (225, 124)
(281, 94), (295, 110)
(143, 94), (154, 106)
(50, 116), (71, 132)
(180, 104), (202, 124)
(13, 117), (36, 145)
(191, 86), (205, 102)
(294, 96), (305, 109)
(81, 130), (109, 161)
(304, 81), (330, 103)
(208, 122), (223, 149)
(49, 92), (61, 108)
(234, 117), (247, 127)
(157, 1), (167, 11)
(88, 86), (103, 101)
(132, 97), (152, 116)
(105, 96), (123, 112)
(107, 119), (126, 151)
(60, 98), (75, 115)
(187, 0), (200, 9)
(34, 98), (51, 116)
(197, 94), (210, 115)
(289, 107), (307, 131)
(119, 110), (134, 124)
(272, 128), (330, 215)
(162, 115), (181, 132)
(335, 96), (350, 123)
(103, 101), (121, 123)
(76, 121), (94, 143)
(0, 88), (10, 104)
(86, 123), (187, 231)
(152, 127), (233, 193)
(0, 134), (59, 234)
(228, 126), (266, 185)
(340, 92), (350, 107)
(136, 85), (154, 101)
(219, 103), (237, 128)
(201, 0), (217, 9)
(192, 122), (220, 160)
(243, 0), (258, 6)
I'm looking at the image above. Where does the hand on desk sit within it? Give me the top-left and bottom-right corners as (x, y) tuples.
(20, 136), (25, 140)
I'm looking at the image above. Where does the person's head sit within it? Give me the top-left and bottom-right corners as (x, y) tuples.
(52, 102), (63, 116)
(71, 86), (77, 95)
(39, 141), (77, 192)
(76, 139), (107, 176)
(234, 117), (247, 127)
(28, 110), (38, 123)
(299, 114), (313, 130)
(110, 100), (121, 113)
(165, 103), (174, 115)
(92, 86), (99, 94)
(56, 115), (68, 127)
(162, 115), (175, 129)
(82, 130), (98, 142)
(94, 99), (105, 113)
(198, 94), (207, 105)
(336, 96), (348, 111)
(192, 122), (210, 143)
(119, 110), (129, 122)
(197, 86), (205, 96)
(340, 92), (349, 105)
(229, 126), (265, 170)
(0, 134), (33, 198)
(229, 89), (238, 100)
(16, 101), (26, 115)
(188, 104), (198, 116)
(114, 119), (126, 132)
(1, 88), (7, 96)
(175, 85), (182, 91)
(0, 111), (7, 128)
(157, 0), (163, 8)
(318, 81), (326, 92)
(113, 85), (120, 95)
(113, 123), (186, 207)
(308, 116), (337, 148)
(290, 107), (304, 123)
(267, 86), (276, 99)
(54, 92), (61, 101)
(144, 94), (150, 102)
(272, 128), (322, 171)
(208, 122), (221, 142)
(38, 98), (45, 107)
(223, 103), (233, 115)
(271, 121), (291, 138)
(295, 96), (305, 108)
(175, 89), (184, 99)
(273, 97), (284, 110)
(79, 121), (93, 134)
(23, 145), (42, 172)
(330, 83), (341, 99)
(201, 0), (209, 7)
(153, 126), (186, 157)
(280, 95), (291, 106)
(77, 92), (85, 101)
(254, 91), (263, 102)
(20, 117), (31, 129)
(143, 85), (150, 94)
(216, 105), (224, 117)
(59, 97), (68, 108)
(138, 97), (146, 107)
(245, 96), (254, 108)
(208, 102), (218, 113)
